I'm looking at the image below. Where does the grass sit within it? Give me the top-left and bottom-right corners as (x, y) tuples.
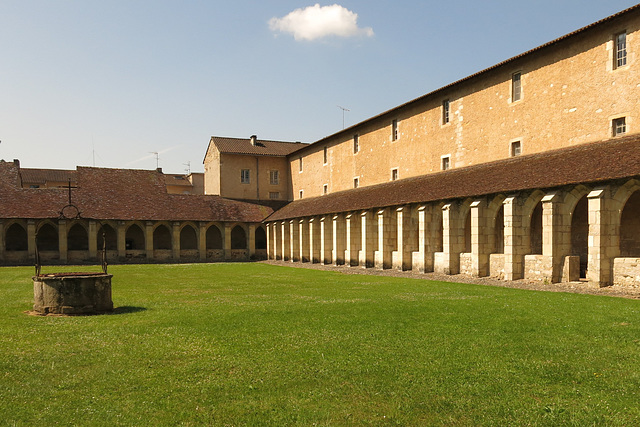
(1, 263), (640, 426)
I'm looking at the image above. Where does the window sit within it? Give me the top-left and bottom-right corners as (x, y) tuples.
(29, 185), (40, 189)
(391, 168), (398, 181)
(442, 99), (450, 124)
(511, 141), (522, 157)
(323, 146), (328, 164)
(299, 190), (303, 199)
(269, 192), (280, 199)
(613, 117), (626, 136)
(269, 170), (279, 185)
(392, 119), (398, 141)
(299, 157), (303, 172)
(354, 177), (359, 188)
(323, 184), (328, 195)
(441, 156), (450, 171)
(512, 72), (522, 102)
(615, 31), (627, 68)
(240, 169), (250, 184)
(353, 134), (359, 153)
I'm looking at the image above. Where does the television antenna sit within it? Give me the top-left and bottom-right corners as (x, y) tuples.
(337, 105), (350, 129)
(150, 151), (159, 169)
(183, 161), (191, 175)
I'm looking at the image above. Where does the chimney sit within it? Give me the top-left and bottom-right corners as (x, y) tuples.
(13, 159), (20, 168)
(250, 135), (257, 146)
(156, 167), (163, 173)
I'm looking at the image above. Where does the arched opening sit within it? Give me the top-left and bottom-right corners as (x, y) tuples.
(231, 225), (247, 250)
(206, 225), (223, 249)
(97, 224), (117, 250)
(463, 211), (471, 253)
(621, 190), (640, 257)
(571, 195), (589, 278)
(255, 226), (267, 250)
(125, 224), (145, 250)
(153, 225), (172, 250)
(68, 223), (88, 251)
(493, 205), (504, 254)
(180, 225), (198, 250)
(435, 212), (444, 252)
(5, 223), (28, 251)
(530, 202), (543, 254)
(37, 223), (58, 251)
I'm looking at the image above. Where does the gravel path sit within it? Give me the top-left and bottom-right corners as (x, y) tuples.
(261, 260), (640, 300)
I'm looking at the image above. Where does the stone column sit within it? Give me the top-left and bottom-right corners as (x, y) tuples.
(170, 222), (179, 260)
(412, 205), (439, 273)
(117, 221), (127, 258)
(199, 222), (207, 261)
(299, 219), (309, 262)
(320, 216), (332, 265)
(88, 221), (98, 260)
(224, 223), (232, 260)
(266, 223), (272, 259)
(438, 203), (464, 275)
(332, 214), (346, 265)
(392, 206), (415, 271)
(248, 223), (256, 259)
(58, 220), (68, 263)
(27, 220), (36, 261)
(272, 223), (279, 260)
(289, 220), (299, 262)
(145, 222), (154, 260)
(503, 196), (526, 280)
(375, 208), (395, 269)
(281, 221), (290, 261)
(360, 210), (377, 268)
(587, 187), (617, 286)
(345, 213), (361, 267)
(540, 192), (569, 283)
(470, 200), (490, 277)
(309, 218), (321, 263)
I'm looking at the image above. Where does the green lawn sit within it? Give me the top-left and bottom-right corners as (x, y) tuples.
(1, 263), (639, 426)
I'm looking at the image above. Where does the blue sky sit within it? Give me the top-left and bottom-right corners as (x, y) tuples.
(1, 1), (637, 173)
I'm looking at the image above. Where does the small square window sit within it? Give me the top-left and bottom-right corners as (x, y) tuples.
(511, 141), (522, 157)
(353, 134), (359, 153)
(323, 184), (328, 195)
(323, 146), (328, 165)
(615, 32), (627, 68)
(391, 168), (398, 181)
(241, 169), (250, 184)
(269, 170), (279, 185)
(269, 192), (280, 199)
(442, 99), (450, 124)
(512, 72), (522, 102)
(441, 156), (450, 171)
(392, 119), (399, 141)
(613, 117), (626, 136)
(354, 177), (359, 188)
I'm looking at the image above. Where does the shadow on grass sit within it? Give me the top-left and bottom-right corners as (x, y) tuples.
(111, 306), (147, 315)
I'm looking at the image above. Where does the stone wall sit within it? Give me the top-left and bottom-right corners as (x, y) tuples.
(613, 258), (640, 287)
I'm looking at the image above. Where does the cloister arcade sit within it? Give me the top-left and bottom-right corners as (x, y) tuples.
(266, 179), (640, 287)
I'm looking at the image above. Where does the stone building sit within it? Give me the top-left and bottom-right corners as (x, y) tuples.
(263, 4), (640, 288)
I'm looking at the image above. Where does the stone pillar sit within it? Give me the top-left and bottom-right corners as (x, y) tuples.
(412, 205), (439, 273)
(145, 222), (154, 260)
(224, 223), (232, 260)
(272, 222), (280, 260)
(360, 210), (377, 268)
(88, 221), (98, 260)
(345, 213), (362, 267)
(587, 187), (617, 286)
(171, 222), (181, 260)
(0, 221), (4, 263)
(503, 196), (526, 280)
(375, 208), (395, 269)
(248, 223), (256, 259)
(470, 200), (490, 277)
(299, 219), (309, 262)
(540, 192), (570, 283)
(289, 220), (299, 262)
(309, 218), (321, 263)
(199, 222), (207, 261)
(392, 206), (415, 271)
(320, 216), (332, 265)
(281, 221), (290, 261)
(266, 223), (272, 259)
(438, 203), (464, 275)
(58, 220), (68, 263)
(332, 214), (346, 265)
(117, 221), (127, 258)
(27, 220), (36, 261)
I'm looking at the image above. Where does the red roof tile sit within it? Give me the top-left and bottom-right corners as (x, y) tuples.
(207, 136), (306, 157)
(20, 168), (77, 185)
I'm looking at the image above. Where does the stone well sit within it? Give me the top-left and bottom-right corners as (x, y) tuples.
(32, 272), (113, 315)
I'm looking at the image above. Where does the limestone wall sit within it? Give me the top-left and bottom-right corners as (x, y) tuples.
(613, 258), (640, 287)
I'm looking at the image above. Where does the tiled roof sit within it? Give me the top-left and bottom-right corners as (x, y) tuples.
(207, 136), (306, 157)
(266, 135), (640, 221)
(20, 168), (77, 185)
(164, 174), (193, 187)
(0, 166), (272, 223)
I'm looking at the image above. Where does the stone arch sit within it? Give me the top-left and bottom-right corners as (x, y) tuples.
(231, 224), (248, 250)
(125, 223), (145, 250)
(98, 222), (118, 251)
(255, 225), (267, 250)
(5, 221), (28, 251)
(620, 190), (640, 257)
(570, 195), (589, 278)
(521, 190), (545, 255)
(36, 221), (58, 252)
(153, 223), (172, 250)
(206, 224), (223, 250)
(67, 222), (89, 251)
(179, 223), (198, 250)
(457, 199), (473, 253)
(463, 210), (472, 253)
(487, 195), (506, 254)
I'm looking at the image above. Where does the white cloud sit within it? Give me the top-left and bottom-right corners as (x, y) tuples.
(269, 4), (374, 41)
